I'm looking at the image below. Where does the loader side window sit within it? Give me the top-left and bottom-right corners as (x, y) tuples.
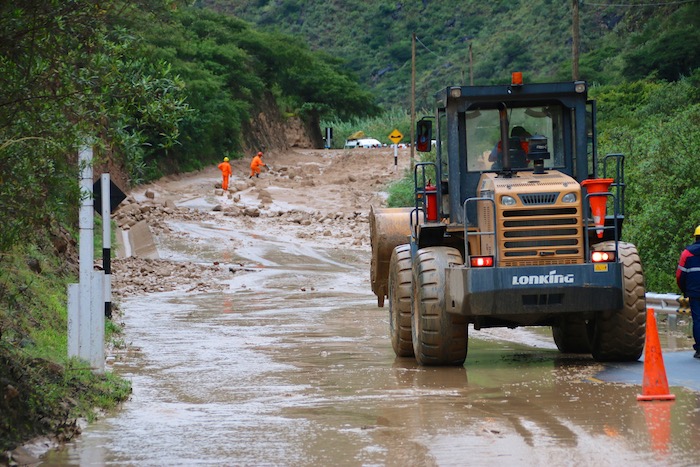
(466, 109), (500, 171)
(438, 110), (448, 180)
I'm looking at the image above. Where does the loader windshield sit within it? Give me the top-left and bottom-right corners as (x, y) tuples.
(465, 106), (565, 172)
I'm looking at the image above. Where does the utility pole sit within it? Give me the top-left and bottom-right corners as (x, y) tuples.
(572, 0), (580, 80)
(469, 43), (474, 86)
(410, 32), (416, 171)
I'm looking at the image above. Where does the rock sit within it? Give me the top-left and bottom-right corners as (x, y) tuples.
(26, 257), (41, 274)
(144, 190), (155, 199)
(244, 207), (260, 217)
(224, 206), (242, 217)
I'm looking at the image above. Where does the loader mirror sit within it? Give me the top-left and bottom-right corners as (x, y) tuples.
(416, 120), (432, 152)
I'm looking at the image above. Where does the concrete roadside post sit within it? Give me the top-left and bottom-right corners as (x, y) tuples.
(67, 145), (105, 373)
(78, 146), (94, 366)
(325, 127), (333, 149)
(90, 268), (104, 372)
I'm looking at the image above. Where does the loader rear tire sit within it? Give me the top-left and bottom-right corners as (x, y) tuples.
(552, 316), (591, 353)
(412, 247), (467, 366)
(389, 244), (414, 357)
(589, 242), (646, 362)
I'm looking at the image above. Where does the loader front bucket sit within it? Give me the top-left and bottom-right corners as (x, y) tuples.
(369, 206), (415, 307)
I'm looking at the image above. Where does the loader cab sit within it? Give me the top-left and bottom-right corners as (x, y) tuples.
(432, 80), (595, 225)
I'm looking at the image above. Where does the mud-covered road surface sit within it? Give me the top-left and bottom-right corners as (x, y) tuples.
(41, 149), (700, 466)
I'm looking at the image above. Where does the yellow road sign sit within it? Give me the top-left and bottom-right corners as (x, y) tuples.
(389, 129), (403, 143)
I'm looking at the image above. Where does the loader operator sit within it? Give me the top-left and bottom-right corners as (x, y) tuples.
(250, 151), (266, 178)
(489, 125), (531, 169)
(217, 156), (232, 191)
(676, 225), (700, 359)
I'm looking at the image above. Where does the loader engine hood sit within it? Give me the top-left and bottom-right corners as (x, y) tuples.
(476, 171), (585, 266)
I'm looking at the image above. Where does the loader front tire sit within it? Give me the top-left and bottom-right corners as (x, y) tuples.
(412, 247), (467, 366)
(589, 242), (646, 362)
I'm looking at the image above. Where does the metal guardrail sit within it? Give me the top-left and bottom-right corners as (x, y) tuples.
(646, 292), (690, 314)
(646, 292), (691, 332)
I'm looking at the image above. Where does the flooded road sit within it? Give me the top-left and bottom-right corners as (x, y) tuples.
(42, 150), (700, 466)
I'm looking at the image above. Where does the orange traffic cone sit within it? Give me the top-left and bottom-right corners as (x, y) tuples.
(637, 308), (676, 401)
(581, 178), (614, 238)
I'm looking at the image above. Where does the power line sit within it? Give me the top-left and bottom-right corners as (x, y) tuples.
(415, 36), (444, 60)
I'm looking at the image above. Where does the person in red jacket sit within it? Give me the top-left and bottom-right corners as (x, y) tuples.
(250, 151), (266, 178)
(676, 225), (700, 359)
(217, 156), (232, 191)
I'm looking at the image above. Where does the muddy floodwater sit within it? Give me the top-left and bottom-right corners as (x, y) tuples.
(42, 154), (700, 466)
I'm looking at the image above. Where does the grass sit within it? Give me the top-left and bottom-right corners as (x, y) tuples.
(0, 240), (131, 452)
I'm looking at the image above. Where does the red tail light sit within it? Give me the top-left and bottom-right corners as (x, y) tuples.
(470, 256), (494, 267)
(591, 251), (616, 263)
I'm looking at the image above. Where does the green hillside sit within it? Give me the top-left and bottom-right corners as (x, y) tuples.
(203, 0), (700, 108)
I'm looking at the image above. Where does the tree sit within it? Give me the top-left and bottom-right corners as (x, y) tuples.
(0, 0), (190, 251)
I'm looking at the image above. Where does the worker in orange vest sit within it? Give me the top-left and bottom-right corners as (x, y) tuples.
(250, 151), (266, 178)
(217, 156), (232, 190)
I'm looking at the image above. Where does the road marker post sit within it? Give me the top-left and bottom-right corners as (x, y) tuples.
(389, 129), (403, 171)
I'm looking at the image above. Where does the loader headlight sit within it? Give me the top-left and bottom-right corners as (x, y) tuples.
(501, 195), (516, 206)
(562, 193), (577, 203)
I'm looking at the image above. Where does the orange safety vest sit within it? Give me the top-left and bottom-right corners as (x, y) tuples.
(218, 161), (232, 176)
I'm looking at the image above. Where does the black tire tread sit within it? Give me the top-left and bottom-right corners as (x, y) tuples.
(389, 244), (414, 357)
(412, 247), (467, 366)
(590, 241), (646, 362)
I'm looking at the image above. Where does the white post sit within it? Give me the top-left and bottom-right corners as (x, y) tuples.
(90, 271), (105, 373)
(67, 284), (79, 358)
(78, 146), (93, 361)
(394, 144), (398, 172)
(101, 173), (112, 319)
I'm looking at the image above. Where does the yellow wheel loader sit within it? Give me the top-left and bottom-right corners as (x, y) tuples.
(370, 74), (645, 366)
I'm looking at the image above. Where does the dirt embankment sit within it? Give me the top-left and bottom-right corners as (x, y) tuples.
(109, 148), (410, 298)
